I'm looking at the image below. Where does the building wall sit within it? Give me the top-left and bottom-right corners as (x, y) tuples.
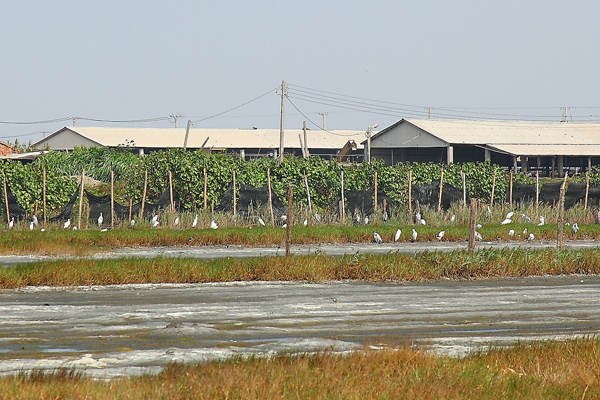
(371, 122), (447, 148)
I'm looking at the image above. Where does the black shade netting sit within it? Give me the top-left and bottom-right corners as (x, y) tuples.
(214, 184), (285, 216)
(564, 182), (585, 209)
(540, 182), (562, 205)
(411, 182), (462, 210)
(585, 185), (600, 208)
(49, 186), (80, 223)
(85, 190), (180, 222)
(336, 190), (393, 216)
(1, 186), (26, 221)
(509, 182), (537, 204)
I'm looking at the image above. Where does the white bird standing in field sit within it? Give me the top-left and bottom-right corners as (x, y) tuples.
(527, 233), (535, 241)
(572, 222), (579, 237)
(130, 219), (135, 227)
(258, 217), (265, 226)
(508, 229), (515, 237)
(32, 214), (38, 227)
(501, 218), (512, 225)
(152, 218), (159, 228)
(436, 230), (445, 241)
(303, 218), (308, 226)
(521, 214), (532, 223)
(192, 214), (198, 228)
(8, 217), (14, 230)
(364, 216), (369, 224)
(415, 212), (421, 224)
(151, 214), (158, 224)
(394, 229), (401, 242)
(210, 220), (218, 229)
(373, 232), (383, 244)
(97, 212), (103, 226)
(420, 218), (426, 226)
(282, 223), (287, 229)
(475, 231), (483, 241)
(538, 216), (545, 226)
(411, 229), (418, 242)
(450, 214), (456, 223)
(72, 226), (77, 230)
(63, 219), (71, 229)
(174, 216), (180, 226)
(523, 228), (528, 234)
(486, 205), (491, 219)
(505, 211), (514, 220)
(29, 221), (34, 231)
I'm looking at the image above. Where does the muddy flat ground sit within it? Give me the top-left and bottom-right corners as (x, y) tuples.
(2, 275), (600, 378)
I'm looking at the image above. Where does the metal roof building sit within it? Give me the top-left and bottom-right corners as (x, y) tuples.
(368, 118), (600, 176)
(35, 126), (366, 161)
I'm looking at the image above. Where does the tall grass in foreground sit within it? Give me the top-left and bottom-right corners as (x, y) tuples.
(2, 337), (599, 399)
(2, 247), (600, 288)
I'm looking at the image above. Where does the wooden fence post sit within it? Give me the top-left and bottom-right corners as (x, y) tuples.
(78, 169), (85, 230)
(267, 168), (274, 226)
(374, 171), (378, 212)
(285, 184), (293, 256)
(557, 175), (567, 249)
(203, 167), (208, 210)
(535, 171), (539, 210)
(232, 170), (237, 219)
(140, 170), (147, 219)
(462, 172), (466, 208)
(304, 173), (312, 213)
(2, 170), (9, 223)
(509, 172), (513, 208)
(585, 171), (589, 210)
(340, 170), (345, 221)
(438, 169), (444, 213)
(490, 169), (496, 209)
(168, 170), (174, 212)
(43, 168), (47, 225)
(408, 170), (413, 215)
(110, 170), (115, 229)
(468, 198), (477, 252)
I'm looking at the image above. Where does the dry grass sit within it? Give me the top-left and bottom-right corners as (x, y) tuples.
(2, 247), (600, 289)
(1, 337), (598, 399)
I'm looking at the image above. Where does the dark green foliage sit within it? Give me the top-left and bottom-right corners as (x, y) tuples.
(1, 148), (514, 216)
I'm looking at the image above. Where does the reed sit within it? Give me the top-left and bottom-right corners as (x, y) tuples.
(2, 247), (600, 289)
(2, 337), (598, 399)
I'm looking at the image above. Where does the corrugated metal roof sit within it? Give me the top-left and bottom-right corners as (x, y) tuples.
(370, 118), (600, 155)
(36, 127), (366, 150)
(404, 119), (600, 145)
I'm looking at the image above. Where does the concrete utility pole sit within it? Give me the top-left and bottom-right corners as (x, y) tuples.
(319, 112), (328, 130)
(170, 114), (182, 128)
(561, 107), (570, 123)
(279, 80), (286, 164)
(366, 124), (378, 163)
(183, 119), (192, 150)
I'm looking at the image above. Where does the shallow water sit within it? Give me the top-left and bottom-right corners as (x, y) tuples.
(1, 276), (600, 378)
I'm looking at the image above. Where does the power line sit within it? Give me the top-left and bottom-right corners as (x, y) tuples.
(193, 87), (278, 124)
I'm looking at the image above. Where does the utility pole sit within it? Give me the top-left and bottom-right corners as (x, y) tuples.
(72, 117), (77, 126)
(279, 80), (286, 164)
(319, 112), (328, 130)
(183, 119), (192, 150)
(366, 124), (378, 163)
(561, 107), (570, 122)
(170, 114), (182, 128)
(427, 107), (433, 119)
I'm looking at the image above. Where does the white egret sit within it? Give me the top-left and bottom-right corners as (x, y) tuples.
(411, 229), (418, 242)
(572, 222), (579, 236)
(486, 205), (491, 219)
(303, 218), (308, 226)
(210, 220), (218, 229)
(282, 223), (287, 229)
(174, 217), (180, 226)
(97, 212), (103, 226)
(538, 216), (545, 226)
(394, 229), (401, 242)
(32, 215), (38, 227)
(508, 229), (515, 237)
(476, 223), (482, 229)
(29, 221), (34, 231)
(501, 218), (512, 225)
(450, 214), (456, 223)
(436, 230), (445, 241)
(130, 219), (135, 227)
(415, 212), (421, 224)
(523, 228), (528, 234)
(192, 214), (198, 228)
(420, 218), (426, 226)
(475, 231), (483, 241)
(258, 217), (265, 226)
(373, 232), (383, 244)
(527, 233), (535, 241)
(382, 212), (388, 222)
(152, 219), (159, 228)
(8, 217), (14, 230)
(72, 226), (77, 230)
(101, 228), (108, 232)
(505, 211), (514, 219)
(151, 215), (158, 225)
(63, 219), (71, 229)
(354, 214), (361, 225)
(364, 216), (369, 224)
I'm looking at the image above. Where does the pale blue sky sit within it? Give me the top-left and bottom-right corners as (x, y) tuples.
(1, 1), (599, 143)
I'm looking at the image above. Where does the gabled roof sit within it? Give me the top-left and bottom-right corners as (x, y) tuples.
(370, 118), (600, 156)
(35, 126), (366, 151)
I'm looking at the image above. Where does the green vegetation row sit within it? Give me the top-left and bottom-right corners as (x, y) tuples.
(1, 147), (524, 215)
(2, 247), (600, 288)
(3, 337), (599, 399)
